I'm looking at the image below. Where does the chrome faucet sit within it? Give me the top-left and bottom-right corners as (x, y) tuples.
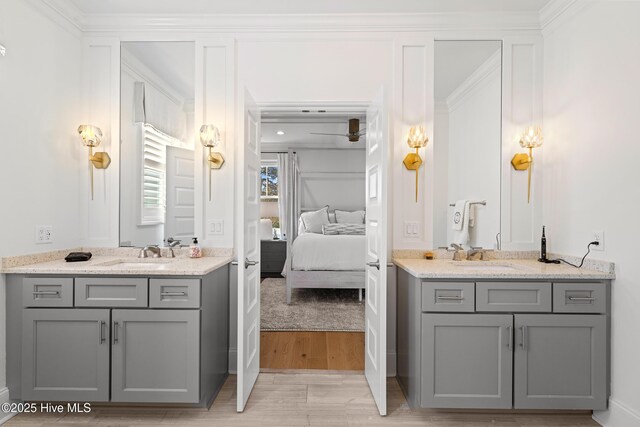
(139, 245), (161, 258)
(449, 243), (467, 261)
(467, 247), (487, 261)
(166, 238), (181, 258)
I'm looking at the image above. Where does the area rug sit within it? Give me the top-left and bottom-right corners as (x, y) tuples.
(261, 278), (364, 332)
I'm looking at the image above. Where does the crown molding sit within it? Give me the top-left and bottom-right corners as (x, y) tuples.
(121, 50), (186, 106)
(24, 0), (83, 37)
(24, 2), (546, 34)
(446, 50), (501, 112)
(539, 0), (593, 36)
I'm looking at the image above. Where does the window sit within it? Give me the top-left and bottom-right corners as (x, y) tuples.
(261, 163), (278, 199)
(139, 124), (183, 225)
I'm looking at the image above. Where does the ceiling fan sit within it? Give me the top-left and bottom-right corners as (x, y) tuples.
(310, 118), (366, 143)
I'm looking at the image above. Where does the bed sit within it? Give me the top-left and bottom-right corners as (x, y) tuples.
(284, 210), (366, 304)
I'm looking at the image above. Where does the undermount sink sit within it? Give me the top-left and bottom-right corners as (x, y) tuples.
(97, 259), (176, 269)
(451, 263), (519, 272)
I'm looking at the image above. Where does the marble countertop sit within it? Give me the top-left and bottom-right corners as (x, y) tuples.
(393, 258), (615, 280)
(1, 255), (234, 276)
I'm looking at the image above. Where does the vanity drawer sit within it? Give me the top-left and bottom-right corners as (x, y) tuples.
(476, 282), (551, 312)
(553, 282), (607, 313)
(23, 277), (74, 307)
(75, 278), (148, 307)
(422, 282), (475, 312)
(149, 279), (200, 308)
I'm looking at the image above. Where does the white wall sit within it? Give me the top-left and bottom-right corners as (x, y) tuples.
(0, 0), (83, 408)
(542, 2), (640, 425)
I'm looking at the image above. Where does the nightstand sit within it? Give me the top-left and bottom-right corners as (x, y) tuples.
(261, 239), (286, 278)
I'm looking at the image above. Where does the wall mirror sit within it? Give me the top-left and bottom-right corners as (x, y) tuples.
(432, 40), (502, 249)
(119, 41), (196, 248)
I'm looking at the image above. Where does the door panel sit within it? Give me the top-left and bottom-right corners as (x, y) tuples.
(514, 314), (607, 410)
(237, 87), (261, 412)
(111, 309), (200, 403)
(365, 88), (388, 416)
(165, 146), (195, 242)
(421, 313), (513, 409)
(22, 309), (110, 402)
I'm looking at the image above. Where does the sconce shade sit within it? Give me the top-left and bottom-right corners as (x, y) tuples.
(407, 125), (429, 148)
(519, 126), (544, 149)
(77, 125), (103, 147)
(200, 124), (221, 148)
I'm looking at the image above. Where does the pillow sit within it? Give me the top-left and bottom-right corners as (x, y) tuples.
(322, 223), (366, 235)
(335, 209), (365, 224)
(300, 206), (330, 234)
(328, 212), (337, 223)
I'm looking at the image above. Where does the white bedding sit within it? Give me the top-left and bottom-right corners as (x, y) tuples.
(289, 233), (366, 271)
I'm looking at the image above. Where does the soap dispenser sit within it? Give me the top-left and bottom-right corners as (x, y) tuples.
(189, 237), (202, 258)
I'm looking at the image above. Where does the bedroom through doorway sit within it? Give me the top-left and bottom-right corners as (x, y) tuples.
(258, 107), (368, 371)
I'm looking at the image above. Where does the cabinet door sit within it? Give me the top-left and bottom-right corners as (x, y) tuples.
(514, 314), (607, 410)
(421, 314), (513, 408)
(111, 309), (200, 403)
(22, 309), (110, 401)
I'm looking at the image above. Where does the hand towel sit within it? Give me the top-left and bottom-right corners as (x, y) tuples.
(452, 200), (467, 231)
(451, 201), (471, 246)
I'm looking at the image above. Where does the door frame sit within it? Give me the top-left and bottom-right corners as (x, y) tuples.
(236, 93), (392, 412)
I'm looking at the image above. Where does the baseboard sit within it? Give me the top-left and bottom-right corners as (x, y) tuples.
(387, 351), (397, 377)
(593, 398), (640, 427)
(0, 387), (17, 425)
(228, 347), (237, 374)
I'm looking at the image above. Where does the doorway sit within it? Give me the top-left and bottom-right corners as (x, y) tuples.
(258, 109), (368, 371)
(236, 91), (389, 416)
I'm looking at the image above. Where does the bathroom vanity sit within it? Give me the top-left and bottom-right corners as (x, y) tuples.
(3, 254), (231, 407)
(395, 258), (613, 411)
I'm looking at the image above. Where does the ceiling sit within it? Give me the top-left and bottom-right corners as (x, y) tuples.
(434, 41), (502, 101)
(121, 42), (195, 101)
(261, 113), (366, 149)
(68, 0), (552, 15)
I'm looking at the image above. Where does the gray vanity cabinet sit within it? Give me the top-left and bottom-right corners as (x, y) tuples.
(22, 308), (110, 402)
(421, 313), (513, 408)
(111, 309), (200, 403)
(513, 314), (607, 410)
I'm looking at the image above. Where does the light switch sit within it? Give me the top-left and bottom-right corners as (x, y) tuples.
(404, 221), (419, 238)
(208, 220), (224, 236)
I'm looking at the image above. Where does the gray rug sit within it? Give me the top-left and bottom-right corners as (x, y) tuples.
(261, 278), (364, 332)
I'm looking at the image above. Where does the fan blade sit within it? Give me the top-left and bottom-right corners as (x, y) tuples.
(309, 132), (349, 137)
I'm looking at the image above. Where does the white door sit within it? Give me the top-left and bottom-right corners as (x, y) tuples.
(365, 88), (388, 416)
(165, 146), (195, 242)
(237, 88), (261, 412)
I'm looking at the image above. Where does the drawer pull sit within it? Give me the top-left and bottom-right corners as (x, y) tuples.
(32, 291), (60, 296)
(436, 296), (464, 301)
(113, 321), (119, 344)
(568, 296), (595, 301)
(99, 321), (106, 344)
(160, 291), (187, 297)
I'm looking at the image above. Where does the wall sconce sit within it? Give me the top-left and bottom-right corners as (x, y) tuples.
(199, 124), (224, 201)
(511, 126), (544, 203)
(78, 125), (111, 200)
(403, 125), (429, 202)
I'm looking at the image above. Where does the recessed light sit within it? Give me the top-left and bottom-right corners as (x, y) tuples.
(276, 130), (285, 135)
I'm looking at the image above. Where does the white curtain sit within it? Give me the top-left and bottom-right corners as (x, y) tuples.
(277, 153), (289, 240)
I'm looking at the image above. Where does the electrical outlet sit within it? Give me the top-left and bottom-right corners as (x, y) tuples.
(35, 225), (53, 244)
(592, 230), (604, 251)
(208, 220), (224, 236)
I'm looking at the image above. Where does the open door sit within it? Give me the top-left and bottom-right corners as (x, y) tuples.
(165, 146), (195, 242)
(365, 88), (388, 416)
(236, 88), (261, 412)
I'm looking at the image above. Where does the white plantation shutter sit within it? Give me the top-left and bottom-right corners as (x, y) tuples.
(139, 124), (183, 225)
